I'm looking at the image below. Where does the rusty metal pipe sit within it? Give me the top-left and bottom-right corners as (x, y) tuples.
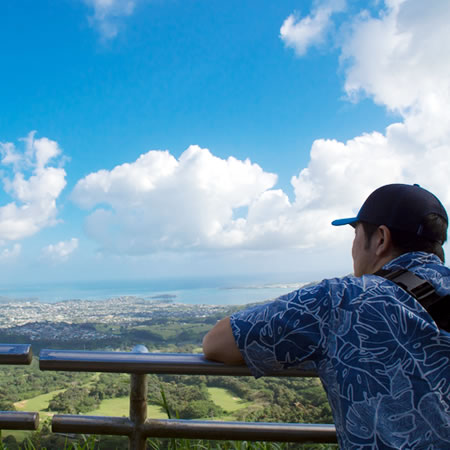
(142, 419), (337, 443)
(39, 350), (317, 377)
(0, 344), (33, 365)
(52, 415), (134, 435)
(0, 412), (39, 430)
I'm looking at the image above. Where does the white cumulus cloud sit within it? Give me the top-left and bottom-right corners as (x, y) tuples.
(71, 143), (367, 255)
(280, 0), (346, 56)
(83, 0), (137, 39)
(72, 146), (287, 254)
(71, 141), (358, 255)
(0, 132), (67, 242)
(42, 238), (79, 262)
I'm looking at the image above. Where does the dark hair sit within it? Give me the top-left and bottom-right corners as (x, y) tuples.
(360, 213), (447, 262)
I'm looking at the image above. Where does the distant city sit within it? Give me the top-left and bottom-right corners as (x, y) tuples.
(0, 296), (230, 342)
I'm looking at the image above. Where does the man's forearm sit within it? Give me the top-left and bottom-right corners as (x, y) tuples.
(202, 316), (245, 365)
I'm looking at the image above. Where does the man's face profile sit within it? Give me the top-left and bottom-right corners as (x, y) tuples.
(352, 222), (375, 277)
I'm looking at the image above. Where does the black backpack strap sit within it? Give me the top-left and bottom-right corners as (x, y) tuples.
(375, 268), (450, 332)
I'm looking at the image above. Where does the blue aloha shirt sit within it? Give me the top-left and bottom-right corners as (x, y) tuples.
(230, 252), (450, 449)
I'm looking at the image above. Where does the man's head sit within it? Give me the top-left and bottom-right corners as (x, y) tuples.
(332, 184), (448, 276)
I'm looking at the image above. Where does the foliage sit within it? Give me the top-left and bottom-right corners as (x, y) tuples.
(0, 360), (92, 408)
(149, 379), (224, 419)
(156, 375), (332, 424)
(47, 373), (129, 414)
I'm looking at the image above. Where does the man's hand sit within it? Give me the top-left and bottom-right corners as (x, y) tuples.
(202, 316), (245, 365)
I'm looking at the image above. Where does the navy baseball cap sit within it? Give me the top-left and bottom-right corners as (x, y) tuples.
(332, 184), (448, 242)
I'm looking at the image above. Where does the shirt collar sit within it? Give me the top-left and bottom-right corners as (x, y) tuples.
(382, 251), (442, 272)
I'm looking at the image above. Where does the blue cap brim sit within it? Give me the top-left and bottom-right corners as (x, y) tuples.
(331, 217), (358, 226)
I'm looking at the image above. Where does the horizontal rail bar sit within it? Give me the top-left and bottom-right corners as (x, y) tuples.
(39, 350), (317, 377)
(53, 415), (134, 435)
(52, 415), (337, 443)
(143, 419), (337, 443)
(0, 412), (39, 430)
(0, 344), (32, 365)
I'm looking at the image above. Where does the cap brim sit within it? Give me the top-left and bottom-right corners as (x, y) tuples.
(331, 217), (358, 226)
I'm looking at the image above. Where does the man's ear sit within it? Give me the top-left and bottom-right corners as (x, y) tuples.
(374, 225), (393, 257)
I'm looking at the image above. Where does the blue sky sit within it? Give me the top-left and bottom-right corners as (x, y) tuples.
(0, 0), (449, 286)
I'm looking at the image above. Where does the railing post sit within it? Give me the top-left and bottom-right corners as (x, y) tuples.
(129, 345), (148, 450)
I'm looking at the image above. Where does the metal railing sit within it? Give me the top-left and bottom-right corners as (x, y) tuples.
(0, 344), (40, 432)
(40, 347), (337, 450)
(0, 344), (33, 366)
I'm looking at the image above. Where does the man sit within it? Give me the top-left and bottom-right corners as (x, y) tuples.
(203, 184), (450, 449)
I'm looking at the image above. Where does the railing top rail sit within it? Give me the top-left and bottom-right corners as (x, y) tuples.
(0, 343), (32, 365)
(0, 411), (39, 430)
(39, 350), (318, 377)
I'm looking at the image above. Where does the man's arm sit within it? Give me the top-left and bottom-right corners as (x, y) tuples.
(202, 316), (245, 365)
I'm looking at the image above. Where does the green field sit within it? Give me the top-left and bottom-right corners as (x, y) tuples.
(14, 389), (65, 416)
(86, 389), (251, 419)
(1, 430), (33, 443)
(15, 393), (167, 420)
(87, 396), (167, 418)
(134, 323), (211, 340)
(207, 387), (251, 413)
(11, 385), (250, 421)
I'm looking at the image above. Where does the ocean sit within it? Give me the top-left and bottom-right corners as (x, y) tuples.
(0, 278), (309, 305)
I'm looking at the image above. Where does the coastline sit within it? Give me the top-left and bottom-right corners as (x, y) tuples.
(0, 280), (307, 305)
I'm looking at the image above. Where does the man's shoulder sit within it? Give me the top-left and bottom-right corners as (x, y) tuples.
(381, 251), (450, 295)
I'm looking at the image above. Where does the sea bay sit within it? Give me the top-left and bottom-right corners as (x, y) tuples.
(0, 278), (309, 305)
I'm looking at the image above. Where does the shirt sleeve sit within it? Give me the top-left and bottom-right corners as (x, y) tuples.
(229, 281), (332, 378)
